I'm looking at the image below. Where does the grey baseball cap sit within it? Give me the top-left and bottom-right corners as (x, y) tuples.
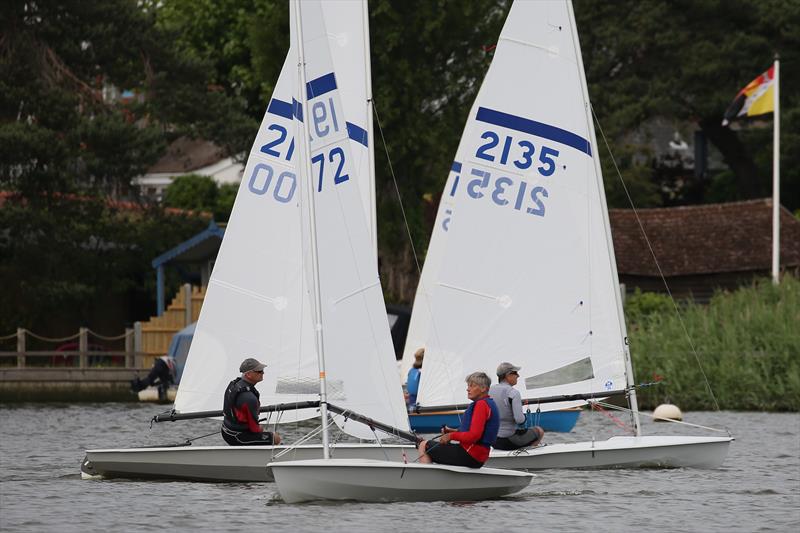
(240, 358), (267, 373)
(496, 362), (521, 377)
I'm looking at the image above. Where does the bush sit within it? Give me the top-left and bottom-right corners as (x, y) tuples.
(627, 275), (800, 411)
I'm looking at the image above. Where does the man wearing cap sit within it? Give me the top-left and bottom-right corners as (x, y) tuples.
(220, 358), (282, 446)
(489, 362), (544, 450)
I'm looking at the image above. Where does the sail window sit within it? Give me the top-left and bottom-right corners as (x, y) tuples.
(524, 357), (594, 389)
(276, 377), (345, 400)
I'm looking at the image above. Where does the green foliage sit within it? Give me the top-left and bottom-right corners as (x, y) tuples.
(0, 196), (207, 334)
(215, 183), (239, 222)
(628, 276), (800, 411)
(163, 174), (218, 212)
(575, 0), (800, 210)
(624, 288), (674, 326)
(0, 0), (256, 202)
(162, 175), (237, 221)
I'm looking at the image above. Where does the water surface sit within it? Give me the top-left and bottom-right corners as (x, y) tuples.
(0, 405), (797, 532)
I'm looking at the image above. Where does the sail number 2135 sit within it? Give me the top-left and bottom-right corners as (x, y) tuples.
(476, 131), (560, 176)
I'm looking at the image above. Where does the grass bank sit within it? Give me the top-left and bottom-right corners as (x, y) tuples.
(627, 275), (799, 411)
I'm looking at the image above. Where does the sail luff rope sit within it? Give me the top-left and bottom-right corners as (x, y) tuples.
(590, 105), (722, 413)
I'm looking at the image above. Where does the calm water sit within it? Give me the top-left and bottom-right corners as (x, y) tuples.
(0, 405), (798, 532)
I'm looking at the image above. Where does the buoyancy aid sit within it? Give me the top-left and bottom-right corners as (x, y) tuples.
(458, 396), (500, 446)
(222, 377), (260, 431)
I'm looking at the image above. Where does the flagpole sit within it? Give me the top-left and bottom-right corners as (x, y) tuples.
(772, 56), (780, 284)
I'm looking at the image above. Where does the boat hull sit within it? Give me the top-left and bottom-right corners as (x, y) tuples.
(82, 435), (731, 482)
(486, 435), (733, 470)
(269, 458), (533, 503)
(81, 444), (413, 482)
(409, 408), (580, 433)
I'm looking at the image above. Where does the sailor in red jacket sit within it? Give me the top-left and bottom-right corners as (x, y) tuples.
(417, 371), (500, 468)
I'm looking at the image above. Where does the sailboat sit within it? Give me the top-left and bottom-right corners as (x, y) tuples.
(404, 0), (731, 470)
(81, 0), (419, 483)
(266, 0), (532, 504)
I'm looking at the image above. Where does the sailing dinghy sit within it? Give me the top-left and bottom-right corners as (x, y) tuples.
(82, 0), (420, 482)
(267, 0), (532, 503)
(404, 0), (731, 470)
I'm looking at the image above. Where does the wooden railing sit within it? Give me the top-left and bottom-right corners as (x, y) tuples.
(0, 327), (144, 369)
(1, 283), (206, 371)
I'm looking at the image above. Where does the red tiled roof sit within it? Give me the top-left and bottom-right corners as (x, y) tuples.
(610, 199), (800, 277)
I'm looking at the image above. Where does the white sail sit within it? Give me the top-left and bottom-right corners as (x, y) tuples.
(175, 1), (382, 428)
(401, 134), (475, 378)
(323, 0), (375, 245)
(173, 42), (323, 421)
(414, 0), (629, 409)
(293, 0), (409, 439)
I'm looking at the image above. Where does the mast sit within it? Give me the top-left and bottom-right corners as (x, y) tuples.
(361, 0), (378, 260)
(566, 0), (641, 435)
(771, 56), (780, 285)
(293, 0), (331, 457)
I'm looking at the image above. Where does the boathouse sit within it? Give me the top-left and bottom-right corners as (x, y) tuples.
(610, 198), (800, 302)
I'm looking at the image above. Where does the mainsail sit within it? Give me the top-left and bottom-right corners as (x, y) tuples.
(175, 0), (407, 439)
(411, 0), (629, 409)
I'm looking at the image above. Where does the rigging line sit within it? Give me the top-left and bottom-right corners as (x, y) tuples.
(592, 400), (730, 434)
(183, 429), (220, 444)
(373, 99), (459, 411)
(371, 102), (423, 276)
(590, 104), (721, 413)
(272, 424), (326, 460)
(373, 100), (464, 414)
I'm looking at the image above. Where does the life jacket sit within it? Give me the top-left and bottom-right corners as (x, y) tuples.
(222, 377), (260, 431)
(458, 396), (500, 447)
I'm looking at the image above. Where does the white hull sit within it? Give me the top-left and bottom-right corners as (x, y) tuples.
(81, 444), (412, 482)
(269, 458), (533, 503)
(81, 435), (731, 482)
(487, 435), (733, 470)
(137, 387), (176, 403)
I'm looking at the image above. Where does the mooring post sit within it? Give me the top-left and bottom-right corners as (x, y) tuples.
(124, 327), (134, 368)
(79, 327), (88, 368)
(133, 321), (143, 368)
(16, 328), (25, 368)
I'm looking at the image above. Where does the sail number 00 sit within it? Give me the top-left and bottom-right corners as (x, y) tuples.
(248, 163), (297, 203)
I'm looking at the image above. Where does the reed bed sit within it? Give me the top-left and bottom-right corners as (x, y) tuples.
(627, 275), (799, 411)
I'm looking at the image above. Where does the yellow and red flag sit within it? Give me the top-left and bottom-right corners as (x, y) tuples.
(722, 65), (776, 126)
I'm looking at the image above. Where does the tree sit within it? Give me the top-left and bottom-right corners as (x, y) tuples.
(163, 174), (218, 212)
(0, 0), (257, 202)
(574, 0), (800, 210)
(0, 0), (249, 333)
(0, 194), (208, 334)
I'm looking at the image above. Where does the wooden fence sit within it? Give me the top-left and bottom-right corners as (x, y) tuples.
(0, 284), (205, 371)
